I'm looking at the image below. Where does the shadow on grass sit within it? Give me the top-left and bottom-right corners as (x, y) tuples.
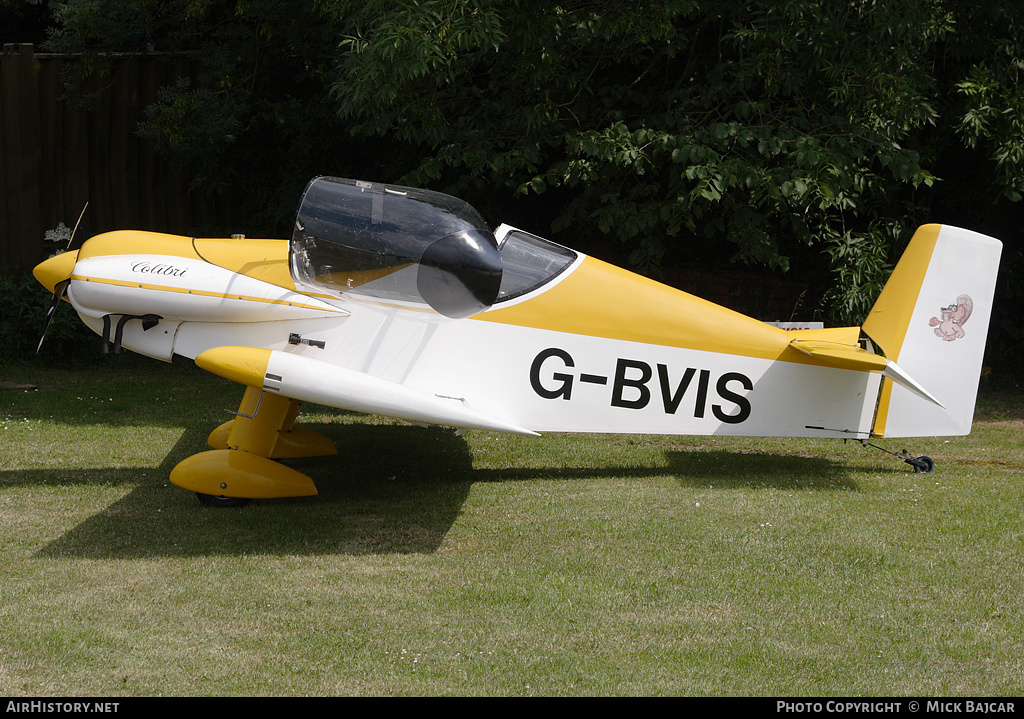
(19, 424), (873, 560)
(28, 424), (475, 559)
(468, 450), (862, 490)
(664, 450), (860, 490)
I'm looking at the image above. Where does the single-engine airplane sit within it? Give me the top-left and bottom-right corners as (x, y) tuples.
(33, 177), (1002, 506)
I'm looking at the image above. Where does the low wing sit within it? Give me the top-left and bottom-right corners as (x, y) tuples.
(196, 345), (540, 436)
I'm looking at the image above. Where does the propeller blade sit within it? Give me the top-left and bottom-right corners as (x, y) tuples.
(35, 205), (88, 354)
(66, 203), (90, 252)
(36, 279), (70, 354)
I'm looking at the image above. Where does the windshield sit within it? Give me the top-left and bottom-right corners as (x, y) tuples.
(290, 177), (503, 318)
(496, 230), (577, 301)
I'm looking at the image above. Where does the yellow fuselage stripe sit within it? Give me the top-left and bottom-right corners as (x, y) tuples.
(861, 225), (939, 361)
(861, 225), (941, 437)
(480, 255), (820, 365)
(70, 274), (345, 312)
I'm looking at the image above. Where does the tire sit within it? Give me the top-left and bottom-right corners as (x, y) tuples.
(910, 456), (935, 474)
(196, 493), (253, 508)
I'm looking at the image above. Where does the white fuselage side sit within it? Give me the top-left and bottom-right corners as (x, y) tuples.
(67, 250), (881, 439)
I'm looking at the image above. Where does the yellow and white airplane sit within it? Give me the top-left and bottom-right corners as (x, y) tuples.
(33, 177), (1002, 506)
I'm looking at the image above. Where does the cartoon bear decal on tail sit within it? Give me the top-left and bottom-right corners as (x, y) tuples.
(929, 294), (973, 342)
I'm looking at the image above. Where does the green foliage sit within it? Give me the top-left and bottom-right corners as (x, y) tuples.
(136, 77), (242, 192)
(46, 0), (363, 235)
(0, 267), (97, 365)
(820, 221), (903, 327)
(957, 63), (1024, 202)
(950, 4), (1024, 202)
(325, 0), (950, 313)
(984, 247), (1024, 378)
(38, 0), (1024, 339)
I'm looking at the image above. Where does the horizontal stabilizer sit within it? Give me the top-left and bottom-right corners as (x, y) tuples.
(881, 360), (944, 408)
(788, 337), (944, 407)
(788, 338), (887, 373)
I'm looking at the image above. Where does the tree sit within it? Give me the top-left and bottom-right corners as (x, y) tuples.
(45, 0), (364, 235)
(42, 0), (1024, 349)
(325, 1), (948, 316)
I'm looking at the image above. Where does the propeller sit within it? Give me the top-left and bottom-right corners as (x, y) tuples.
(36, 278), (71, 354)
(35, 203), (89, 353)
(65, 202), (90, 253)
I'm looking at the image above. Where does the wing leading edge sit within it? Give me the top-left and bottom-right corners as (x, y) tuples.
(195, 345), (540, 436)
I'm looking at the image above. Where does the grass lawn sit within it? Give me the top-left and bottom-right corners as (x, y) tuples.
(0, 359), (1021, 696)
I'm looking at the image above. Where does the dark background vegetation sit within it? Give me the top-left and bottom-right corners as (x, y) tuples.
(2, 0), (1023, 380)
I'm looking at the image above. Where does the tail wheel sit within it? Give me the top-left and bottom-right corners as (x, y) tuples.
(908, 456), (935, 474)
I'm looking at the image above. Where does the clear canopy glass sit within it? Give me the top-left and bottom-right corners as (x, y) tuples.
(290, 177), (576, 317)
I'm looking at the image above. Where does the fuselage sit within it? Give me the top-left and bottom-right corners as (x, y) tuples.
(31, 179), (1002, 501)
(38, 227), (882, 439)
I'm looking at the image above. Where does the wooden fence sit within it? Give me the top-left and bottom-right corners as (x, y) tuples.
(0, 44), (234, 269)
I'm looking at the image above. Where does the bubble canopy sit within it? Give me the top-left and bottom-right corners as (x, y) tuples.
(290, 177), (504, 318)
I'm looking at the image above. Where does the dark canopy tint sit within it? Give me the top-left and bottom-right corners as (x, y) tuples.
(290, 177), (503, 318)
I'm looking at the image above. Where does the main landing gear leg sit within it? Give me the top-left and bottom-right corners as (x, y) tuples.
(170, 386), (338, 507)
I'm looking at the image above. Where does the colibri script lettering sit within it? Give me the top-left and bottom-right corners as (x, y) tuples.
(131, 261), (187, 277)
(529, 347), (752, 423)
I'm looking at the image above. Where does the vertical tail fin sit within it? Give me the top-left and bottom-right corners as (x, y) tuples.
(863, 224), (1002, 437)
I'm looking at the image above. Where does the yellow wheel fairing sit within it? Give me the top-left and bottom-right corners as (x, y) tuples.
(267, 425), (339, 459)
(208, 415), (338, 459)
(178, 382), (335, 499)
(225, 387), (295, 456)
(207, 419), (235, 449)
(170, 449), (317, 499)
(221, 384), (337, 459)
